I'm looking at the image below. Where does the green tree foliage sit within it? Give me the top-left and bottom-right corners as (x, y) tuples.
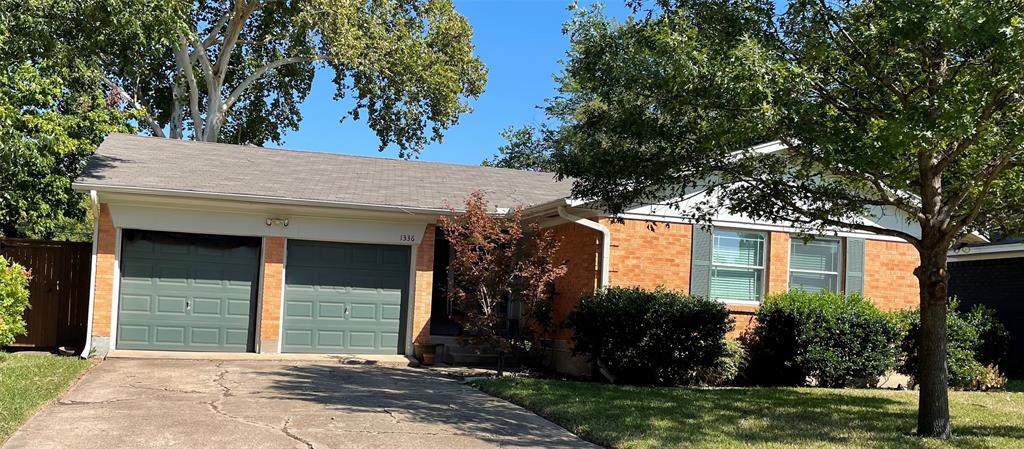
(8, 0), (487, 155)
(483, 125), (558, 172)
(0, 257), (31, 347)
(0, 2), (135, 239)
(546, 1), (1024, 437)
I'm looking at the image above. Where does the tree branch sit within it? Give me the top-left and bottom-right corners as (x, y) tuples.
(103, 78), (164, 137)
(934, 85), (1010, 172)
(175, 35), (205, 139)
(214, 0), (257, 87)
(187, 33), (215, 89)
(813, 0), (909, 106)
(223, 56), (315, 111)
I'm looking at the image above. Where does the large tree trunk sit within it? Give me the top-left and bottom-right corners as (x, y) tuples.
(914, 244), (952, 438)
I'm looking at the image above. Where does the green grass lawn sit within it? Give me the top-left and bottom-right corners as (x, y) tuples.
(0, 352), (93, 441)
(475, 378), (1024, 449)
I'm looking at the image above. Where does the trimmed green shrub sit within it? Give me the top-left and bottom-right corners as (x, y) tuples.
(744, 290), (901, 387)
(896, 300), (1010, 390)
(567, 287), (733, 386)
(0, 256), (31, 347)
(696, 339), (747, 386)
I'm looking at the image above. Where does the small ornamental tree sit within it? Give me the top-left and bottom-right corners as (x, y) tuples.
(438, 191), (566, 360)
(0, 256), (31, 347)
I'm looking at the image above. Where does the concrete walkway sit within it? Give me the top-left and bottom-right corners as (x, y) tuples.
(4, 359), (598, 449)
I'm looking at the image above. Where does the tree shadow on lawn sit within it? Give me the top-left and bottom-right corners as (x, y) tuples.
(479, 379), (1024, 449)
(261, 364), (592, 448)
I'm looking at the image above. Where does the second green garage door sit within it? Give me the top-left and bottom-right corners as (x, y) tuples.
(282, 240), (411, 354)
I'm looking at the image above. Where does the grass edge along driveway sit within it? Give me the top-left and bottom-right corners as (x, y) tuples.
(0, 353), (93, 442)
(474, 377), (1024, 449)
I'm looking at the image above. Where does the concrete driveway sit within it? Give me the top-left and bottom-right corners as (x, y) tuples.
(4, 359), (598, 449)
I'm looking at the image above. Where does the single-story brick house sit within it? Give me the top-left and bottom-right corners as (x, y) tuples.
(75, 134), (933, 369)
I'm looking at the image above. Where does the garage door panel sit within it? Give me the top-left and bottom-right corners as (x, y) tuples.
(317, 331), (345, 348)
(381, 304), (401, 321)
(120, 295), (152, 312)
(156, 296), (188, 314)
(283, 240), (410, 354)
(225, 329), (249, 346)
(116, 230), (259, 352)
(284, 329), (313, 347)
(348, 332), (376, 349)
(155, 326), (186, 344)
(119, 325), (150, 343)
(190, 327), (220, 345)
(190, 297), (222, 316)
(226, 299), (252, 317)
(348, 303), (377, 320)
(318, 303), (346, 319)
(380, 332), (399, 349)
(286, 300), (315, 318)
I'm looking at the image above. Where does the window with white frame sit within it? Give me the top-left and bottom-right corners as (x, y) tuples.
(789, 238), (842, 293)
(710, 229), (766, 302)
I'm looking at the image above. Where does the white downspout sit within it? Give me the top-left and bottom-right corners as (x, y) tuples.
(81, 190), (100, 358)
(558, 207), (610, 288)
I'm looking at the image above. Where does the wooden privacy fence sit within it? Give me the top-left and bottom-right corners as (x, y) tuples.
(0, 239), (91, 350)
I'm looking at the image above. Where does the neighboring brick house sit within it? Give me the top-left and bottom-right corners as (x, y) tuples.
(75, 134), (930, 367)
(947, 241), (1024, 377)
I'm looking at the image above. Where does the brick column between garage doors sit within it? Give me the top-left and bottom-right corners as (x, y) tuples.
(411, 224), (435, 346)
(259, 236), (286, 353)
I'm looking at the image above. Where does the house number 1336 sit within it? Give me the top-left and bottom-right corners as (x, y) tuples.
(400, 234), (416, 242)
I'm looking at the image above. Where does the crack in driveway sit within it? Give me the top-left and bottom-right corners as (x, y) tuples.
(206, 363), (316, 449)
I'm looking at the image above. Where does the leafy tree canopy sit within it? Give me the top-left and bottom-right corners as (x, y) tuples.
(546, 0), (1024, 438)
(12, 0), (487, 156)
(0, 1), (135, 240)
(482, 125), (558, 172)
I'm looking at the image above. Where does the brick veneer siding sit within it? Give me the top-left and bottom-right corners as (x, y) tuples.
(91, 203), (117, 338)
(258, 236), (286, 352)
(412, 224), (435, 345)
(766, 232), (790, 295)
(726, 304), (758, 337)
(862, 239), (920, 310)
(548, 222), (602, 339)
(603, 219), (692, 292)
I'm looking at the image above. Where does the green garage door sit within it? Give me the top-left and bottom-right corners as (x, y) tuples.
(282, 240), (410, 354)
(117, 230), (261, 352)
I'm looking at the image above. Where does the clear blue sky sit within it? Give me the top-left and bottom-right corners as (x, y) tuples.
(275, 0), (630, 165)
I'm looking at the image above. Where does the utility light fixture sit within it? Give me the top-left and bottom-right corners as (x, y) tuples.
(265, 217), (289, 227)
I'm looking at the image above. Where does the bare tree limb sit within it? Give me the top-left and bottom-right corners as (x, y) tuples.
(186, 33), (215, 88)
(175, 35), (206, 139)
(103, 78), (165, 137)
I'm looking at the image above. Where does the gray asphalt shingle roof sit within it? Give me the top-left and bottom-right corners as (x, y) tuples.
(75, 134), (573, 211)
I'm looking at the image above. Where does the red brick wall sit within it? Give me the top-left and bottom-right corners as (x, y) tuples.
(412, 224), (435, 344)
(548, 222), (602, 339)
(259, 237), (285, 351)
(863, 239), (920, 310)
(766, 232), (790, 295)
(91, 203), (116, 337)
(727, 304), (758, 338)
(603, 219), (692, 292)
